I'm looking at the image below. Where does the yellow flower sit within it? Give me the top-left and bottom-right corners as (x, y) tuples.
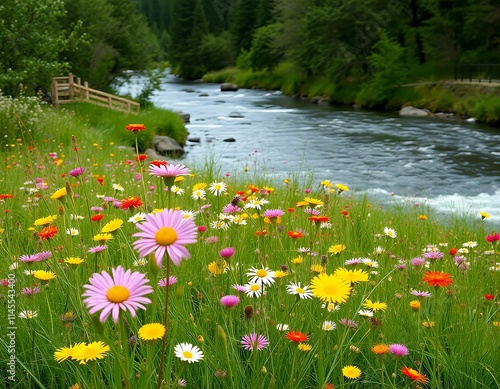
(34, 215), (57, 226)
(310, 273), (352, 303)
(54, 343), (85, 363)
(480, 211), (491, 219)
(64, 257), (84, 265)
(297, 197), (324, 208)
(310, 264), (325, 273)
(418, 214), (428, 220)
(298, 343), (312, 352)
(100, 219), (124, 233)
(335, 268), (369, 284)
(138, 323), (166, 341)
(292, 256), (303, 265)
(192, 182), (207, 190)
(342, 365), (361, 379)
(71, 341), (110, 364)
(207, 260), (228, 275)
(51, 187), (67, 200)
(336, 183), (349, 192)
(409, 300), (421, 311)
(328, 244), (346, 255)
(274, 270), (288, 278)
(363, 299), (387, 312)
(93, 233), (113, 241)
(321, 180), (333, 188)
(33, 270), (56, 281)
(422, 321), (435, 328)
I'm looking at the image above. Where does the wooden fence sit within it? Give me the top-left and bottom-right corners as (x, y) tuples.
(51, 73), (140, 114)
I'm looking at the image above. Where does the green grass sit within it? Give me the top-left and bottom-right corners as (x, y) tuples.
(0, 99), (499, 389)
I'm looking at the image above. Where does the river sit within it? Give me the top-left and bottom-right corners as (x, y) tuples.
(117, 73), (500, 223)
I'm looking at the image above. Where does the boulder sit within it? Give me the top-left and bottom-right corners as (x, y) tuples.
(352, 104), (362, 109)
(318, 98), (331, 105)
(399, 106), (429, 117)
(223, 137), (236, 142)
(310, 96), (322, 104)
(176, 112), (190, 123)
(152, 136), (185, 156)
(221, 83), (238, 92)
(144, 148), (168, 161)
(199, 93), (209, 97)
(188, 137), (201, 143)
(229, 111), (245, 118)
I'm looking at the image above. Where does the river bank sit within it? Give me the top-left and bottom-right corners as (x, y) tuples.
(202, 65), (500, 126)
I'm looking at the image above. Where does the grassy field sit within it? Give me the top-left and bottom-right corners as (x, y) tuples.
(0, 98), (499, 388)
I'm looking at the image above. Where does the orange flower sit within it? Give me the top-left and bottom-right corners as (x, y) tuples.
(287, 208), (295, 213)
(125, 124), (146, 132)
(401, 366), (428, 383)
(422, 271), (453, 288)
(38, 226), (58, 240)
(288, 230), (304, 239)
(0, 194), (14, 200)
(285, 331), (308, 343)
(120, 197), (144, 210)
(149, 160), (168, 167)
(96, 176), (105, 186)
(371, 344), (390, 355)
(308, 216), (329, 224)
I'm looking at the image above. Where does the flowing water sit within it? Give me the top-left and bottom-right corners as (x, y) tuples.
(118, 73), (500, 223)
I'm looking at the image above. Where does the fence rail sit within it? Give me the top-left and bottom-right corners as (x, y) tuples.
(51, 73), (140, 114)
(454, 64), (500, 84)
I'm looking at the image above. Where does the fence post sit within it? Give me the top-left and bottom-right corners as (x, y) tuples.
(84, 81), (89, 101)
(52, 79), (58, 107)
(108, 95), (112, 109)
(479, 65), (482, 82)
(489, 66), (492, 83)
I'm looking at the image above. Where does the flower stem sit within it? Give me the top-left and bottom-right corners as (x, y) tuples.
(157, 258), (171, 388)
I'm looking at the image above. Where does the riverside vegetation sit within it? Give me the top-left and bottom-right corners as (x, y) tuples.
(0, 96), (499, 388)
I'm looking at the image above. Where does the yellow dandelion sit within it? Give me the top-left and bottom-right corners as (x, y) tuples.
(207, 260), (228, 275)
(480, 211), (490, 219)
(342, 365), (361, 379)
(310, 264), (325, 273)
(297, 197), (324, 208)
(310, 273), (352, 303)
(72, 341), (110, 364)
(422, 321), (435, 328)
(50, 187), (67, 200)
(93, 233), (113, 241)
(54, 343), (85, 363)
(138, 323), (166, 341)
(298, 343), (312, 352)
(274, 270), (288, 278)
(100, 218), (124, 233)
(328, 244), (346, 255)
(336, 183), (349, 192)
(192, 182), (207, 190)
(34, 215), (57, 226)
(335, 268), (369, 284)
(33, 270), (56, 281)
(64, 257), (85, 265)
(292, 256), (303, 265)
(363, 299), (388, 312)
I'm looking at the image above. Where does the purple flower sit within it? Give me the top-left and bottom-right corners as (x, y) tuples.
(88, 245), (107, 254)
(241, 333), (269, 351)
(262, 209), (284, 218)
(220, 295), (240, 308)
(69, 167), (85, 177)
(22, 286), (41, 295)
(410, 257), (426, 267)
(345, 258), (363, 266)
(219, 247), (235, 258)
(205, 236), (218, 244)
(411, 290), (432, 298)
(82, 266), (153, 323)
(91, 206), (104, 212)
(453, 255), (467, 265)
(158, 276), (178, 287)
(222, 204), (241, 214)
(19, 254), (40, 263)
(232, 284), (247, 293)
(389, 343), (409, 357)
(423, 251), (444, 261)
(339, 318), (358, 328)
(37, 251), (52, 261)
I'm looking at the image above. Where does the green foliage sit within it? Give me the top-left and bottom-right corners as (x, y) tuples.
(471, 96), (500, 125)
(249, 24), (283, 72)
(199, 32), (235, 71)
(356, 32), (408, 108)
(236, 50), (252, 71)
(230, 0), (259, 51)
(0, 0), (85, 95)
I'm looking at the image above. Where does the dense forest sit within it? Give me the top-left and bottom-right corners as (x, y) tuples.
(1, 0), (499, 101)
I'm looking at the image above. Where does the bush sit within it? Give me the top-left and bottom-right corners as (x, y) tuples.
(199, 32), (235, 71)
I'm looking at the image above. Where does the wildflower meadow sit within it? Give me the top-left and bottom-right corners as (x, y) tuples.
(0, 100), (499, 389)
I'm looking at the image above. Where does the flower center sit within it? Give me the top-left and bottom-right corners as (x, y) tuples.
(296, 287), (305, 294)
(155, 227), (177, 246)
(250, 284), (260, 291)
(256, 269), (267, 277)
(182, 351), (193, 359)
(106, 285), (130, 303)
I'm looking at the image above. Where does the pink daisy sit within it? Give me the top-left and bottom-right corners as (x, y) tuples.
(389, 343), (409, 357)
(262, 209), (284, 218)
(158, 276), (178, 287)
(422, 251), (444, 261)
(82, 266), (153, 323)
(220, 295), (240, 308)
(148, 163), (190, 179)
(88, 245), (107, 254)
(241, 333), (269, 351)
(69, 167), (85, 177)
(132, 209), (197, 267)
(219, 247), (235, 258)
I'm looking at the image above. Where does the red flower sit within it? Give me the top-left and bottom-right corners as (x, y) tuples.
(149, 160), (168, 167)
(422, 271), (453, 288)
(308, 216), (329, 223)
(254, 229), (268, 236)
(449, 248), (458, 256)
(287, 208), (295, 213)
(96, 176), (105, 186)
(288, 230), (304, 239)
(486, 233), (500, 243)
(286, 331), (308, 343)
(38, 226), (58, 240)
(401, 366), (428, 383)
(0, 194), (14, 200)
(135, 154), (147, 162)
(90, 214), (104, 222)
(125, 123), (146, 132)
(484, 294), (494, 301)
(120, 196), (144, 210)
(341, 211), (349, 216)
(248, 185), (260, 193)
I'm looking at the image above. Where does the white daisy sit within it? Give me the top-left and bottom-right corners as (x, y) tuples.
(171, 185), (185, 195)
(322, 320), (336, 331)
(192, 189), (206, 200)
(358, 309), (374, 318)
(66, 228), (79, 236)
(276, 323), (289, 331)
(19, 310), (38, 319)
(70, 214), (84, 220)
(210, 220), (229, 230)
(247, 267), (276, 286)
(208, 181), (227, 196)
(174, 343), (204, 363)
(244, 282), (263, 298)
(286, 282), (313, 299)
(462, 241), (477, 248)
(244, 198), (269, 210)
(128, 212), (147, 224)
(112, 183), (124, 192)
(383, 227), (397, 238)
